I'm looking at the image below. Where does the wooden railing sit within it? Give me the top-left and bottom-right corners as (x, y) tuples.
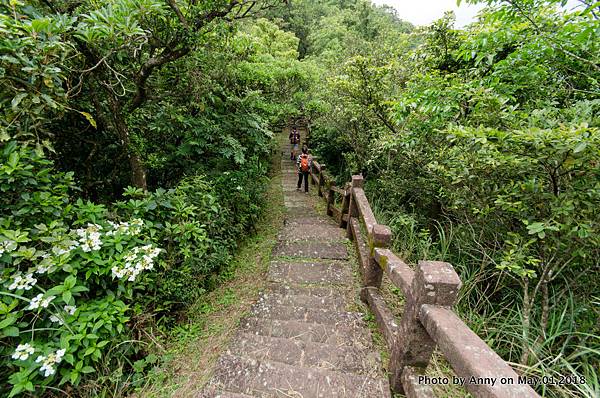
(309, 164), (540, 398)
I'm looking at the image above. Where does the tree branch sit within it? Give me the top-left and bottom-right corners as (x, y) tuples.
(165, 0), (189, 28)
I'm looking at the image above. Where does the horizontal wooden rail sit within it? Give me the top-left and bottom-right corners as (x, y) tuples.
(374, 248), (414, 297)
(331, 186), (346, 195)
(302, 157), (540, 398)
(420, 305), (538, 397)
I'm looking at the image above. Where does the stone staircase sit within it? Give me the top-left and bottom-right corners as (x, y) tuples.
(200, 139), (391, 398)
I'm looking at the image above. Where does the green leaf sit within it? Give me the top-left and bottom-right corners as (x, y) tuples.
(78, 111), (97, 128)
(4, 326), (20, 337)
(573, 141), (587, 153)
(11, 93), (27, 110)
(62, 290), (72, 304)
(0, 315), (16, 329)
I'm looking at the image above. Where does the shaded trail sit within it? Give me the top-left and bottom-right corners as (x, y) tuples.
(200, 134), (390, 397)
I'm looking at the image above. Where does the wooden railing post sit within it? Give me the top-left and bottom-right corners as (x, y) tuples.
(389, 261), (462, 393)
(318, 164), (325, 197)
(326, 182), (335, 217)
(339, 183), (350, 228)
(346, 175), (363, 239)
(360, 224), (391, 302)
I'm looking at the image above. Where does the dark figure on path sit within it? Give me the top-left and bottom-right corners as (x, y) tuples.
(296, 145), (312, 193)
(289, 127), (300, 161)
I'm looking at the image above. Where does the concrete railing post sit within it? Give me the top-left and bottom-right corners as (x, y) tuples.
(346, 175), (363, 239)
(318, 164), (325, 197)
(339, 183), (351, 228)
(327, 183), (335, 217)
(389, 261), (462, 393)
(360, 224), (391, 302)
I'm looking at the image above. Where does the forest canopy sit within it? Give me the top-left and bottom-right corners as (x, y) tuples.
(0, 0), (598, 397)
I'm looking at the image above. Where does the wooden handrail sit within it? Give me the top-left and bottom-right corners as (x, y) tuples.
(374, 248), (414, 297)
(420, 305), (538, 397)
(306, 170), (541, 398)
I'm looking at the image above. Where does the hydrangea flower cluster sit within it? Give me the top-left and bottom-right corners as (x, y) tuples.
(0, 239), (17, 255)
(8, 273), (37, 291)
(36, 349), (66, 377)
(64, 305), (77, 315)
(111, 244), (161, 282)
(106, 218), (143, 236)
(36, 253), (57, 274)
(75, 224), (103, 252)
(51, 239), (78, 256)
(28, 294), (55, 310)
(12, 344), (35, 361)
(49, 305), (77, 325)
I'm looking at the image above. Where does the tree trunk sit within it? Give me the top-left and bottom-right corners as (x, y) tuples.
(520, 278), (532, 365)
(106, 93), (147, 191)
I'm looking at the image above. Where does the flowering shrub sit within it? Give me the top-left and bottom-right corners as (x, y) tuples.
(0, 141), (271, 396)
(0, 143), (164, 396)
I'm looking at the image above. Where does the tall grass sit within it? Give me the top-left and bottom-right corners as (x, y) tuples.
(369, 198), (600, 398)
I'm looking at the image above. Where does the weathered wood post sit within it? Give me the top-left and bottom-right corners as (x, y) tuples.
(346, 175), (363, 239)
(339, 183), (350, 228)
(389, 260), (462, 393)
(326, 182), (335, 217)
(318, 164), (325, 197)
(360, 224), (392, 302)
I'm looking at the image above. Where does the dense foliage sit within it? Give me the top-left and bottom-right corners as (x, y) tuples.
(1, 0), (599, 396)
(0, 1), (309, 396)
(296, 1), (599, 397)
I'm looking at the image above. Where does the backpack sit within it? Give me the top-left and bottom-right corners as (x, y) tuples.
(300, 154), (310, 172)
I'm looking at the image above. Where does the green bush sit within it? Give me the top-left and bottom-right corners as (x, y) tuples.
(0, 141), (270, 396)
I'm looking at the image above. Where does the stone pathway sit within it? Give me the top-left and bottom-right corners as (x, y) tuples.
(200, 136), (391, 397)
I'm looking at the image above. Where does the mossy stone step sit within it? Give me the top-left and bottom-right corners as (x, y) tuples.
(272, 241), (348, 260)
(249, 299), (363, 325)
(207, 354), (391, 398)
(277, 224), (345, 242)
(200, 390), (255, 398)
(259, 291), (348, 311)
(268, 261), (351, 285)
(226, 332), (381, 375)
(239, 318), (373, 347)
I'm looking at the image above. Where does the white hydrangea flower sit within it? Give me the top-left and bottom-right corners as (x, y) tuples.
(111, 245), (161, 282)
(12, 343), (35, 361)
(28, 294), (44, 310)
(36, 253), (55, 274)
(28, 294), (55, 310)
(49, 314), (64, 325)
(106, 218), (144, 236)
(1, 240), (18, 255)
(36, 348), (66, 378)
(75, 224), (103, 252)
(8, 273), (37, 291)
(41, 296), (55, 308)
(64, 305), (77, 315)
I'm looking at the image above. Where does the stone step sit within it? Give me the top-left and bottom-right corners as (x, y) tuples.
(259, 290), (348, 311)
(207, 354), (391, 398)
(200, 390), (255, 398)
(226, 332), (381, 374)
(240, 317), (372, 347)
(272, 241), (348, 260)
(265, 283), (350, 298)
(284, 216), (338, 227)
(268, 261), (351, 285)
(250, 299), (364, 325)
(278, 224), (345, 242)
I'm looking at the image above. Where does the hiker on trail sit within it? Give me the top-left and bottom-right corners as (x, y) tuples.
(289, 127), (300, 161)
(296, 145), (312, 193)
